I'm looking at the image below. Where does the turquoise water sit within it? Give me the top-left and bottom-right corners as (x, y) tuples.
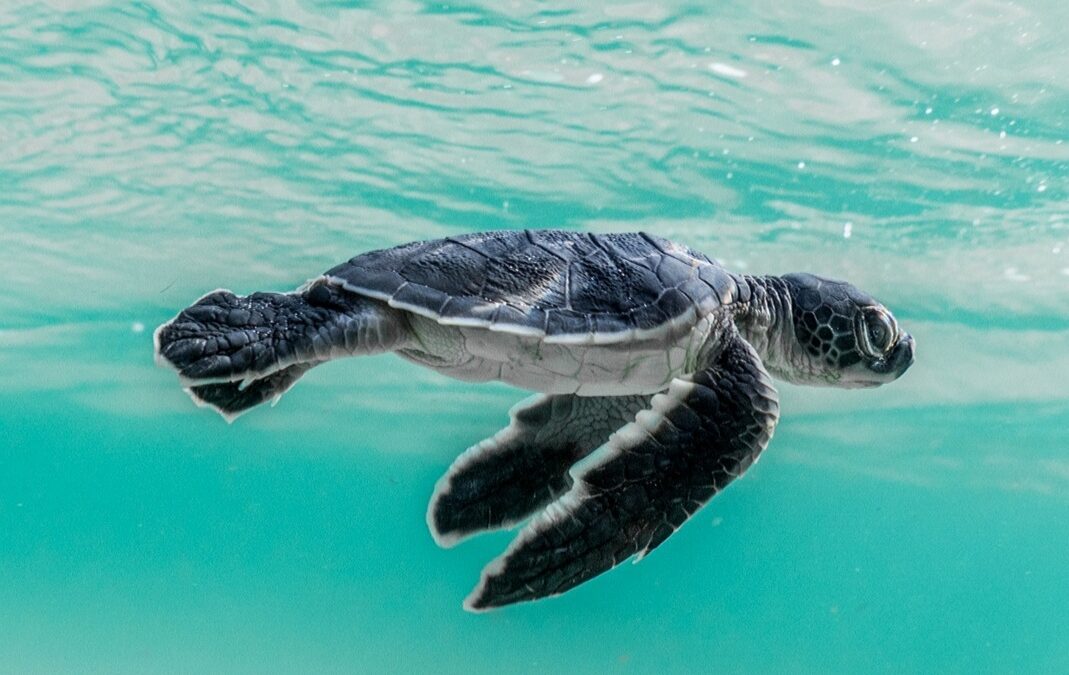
(2, 1), (1067, 672)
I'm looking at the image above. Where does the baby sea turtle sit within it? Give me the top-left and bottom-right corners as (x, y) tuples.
(155, 230), (914, 611)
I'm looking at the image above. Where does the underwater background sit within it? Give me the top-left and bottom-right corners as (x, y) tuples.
(1, 1), (1067, 672)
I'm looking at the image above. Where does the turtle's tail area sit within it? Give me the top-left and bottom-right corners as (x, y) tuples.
(154, 283), (409, 421)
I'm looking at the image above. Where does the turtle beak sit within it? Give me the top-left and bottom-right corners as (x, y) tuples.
(890, 333), (916, 377)
(860, 332), (915, 384)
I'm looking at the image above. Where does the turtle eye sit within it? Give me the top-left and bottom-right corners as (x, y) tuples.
(862, 309), (895, 354)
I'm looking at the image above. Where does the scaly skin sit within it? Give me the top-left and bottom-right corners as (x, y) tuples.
(734, 275), (801, 382)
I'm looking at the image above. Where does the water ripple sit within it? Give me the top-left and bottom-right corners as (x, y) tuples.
(0, 0), (1066, 385)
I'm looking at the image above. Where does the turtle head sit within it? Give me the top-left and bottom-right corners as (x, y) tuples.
(776, 273), (915, 388)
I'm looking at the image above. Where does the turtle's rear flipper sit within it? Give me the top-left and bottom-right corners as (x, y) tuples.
(186, 363), (312, 422)
(155, 283), (410, 418)
(156, 288), (346, 384)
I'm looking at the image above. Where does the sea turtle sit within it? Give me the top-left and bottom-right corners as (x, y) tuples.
(154, 230), (914, 611)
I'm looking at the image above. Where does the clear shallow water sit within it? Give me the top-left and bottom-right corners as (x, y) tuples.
(1, 1), (1067, 672)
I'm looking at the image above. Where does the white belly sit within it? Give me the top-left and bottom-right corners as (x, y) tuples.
(398, 314), (717, 395)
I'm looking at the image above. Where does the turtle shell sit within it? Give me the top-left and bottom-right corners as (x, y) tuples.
(323, 230), (745, 344)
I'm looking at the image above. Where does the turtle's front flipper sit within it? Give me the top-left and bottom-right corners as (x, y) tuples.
(155, 282), (410, 419)
(465, 332), (779, 611)
(427, 394), (650, 547)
